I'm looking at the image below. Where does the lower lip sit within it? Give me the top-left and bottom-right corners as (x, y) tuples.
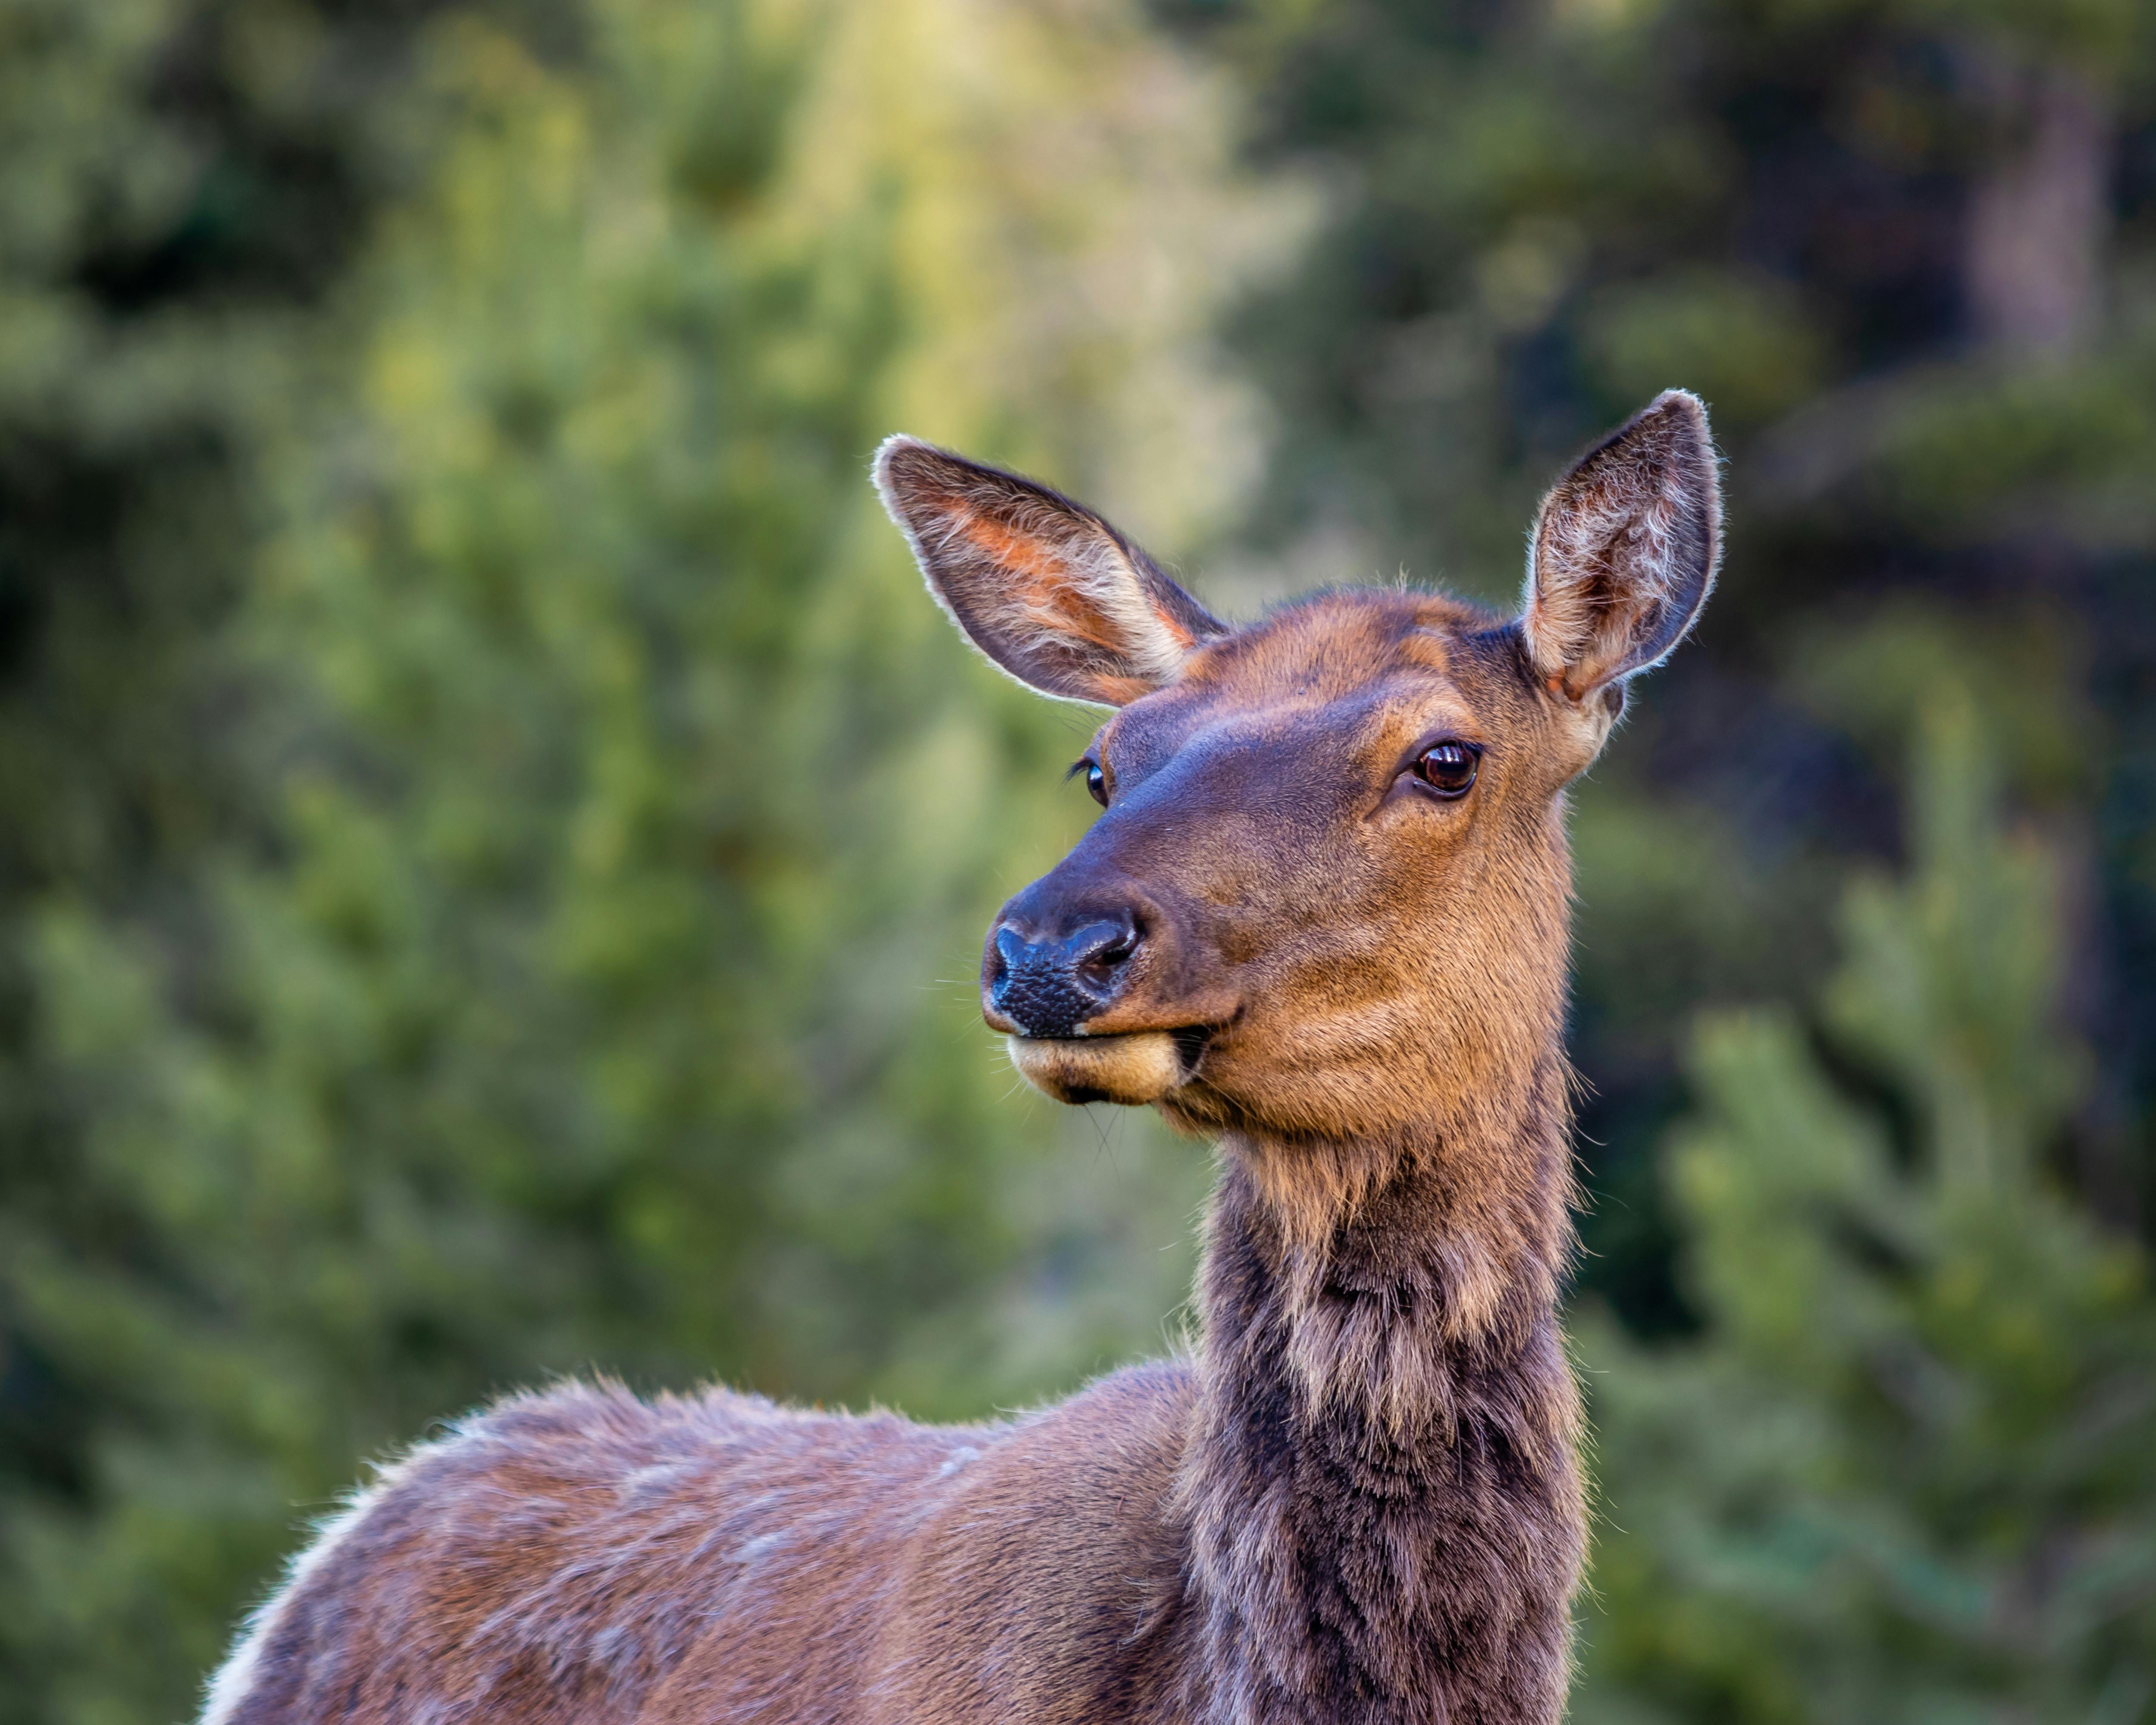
(1006, 1031), (1186, 1106)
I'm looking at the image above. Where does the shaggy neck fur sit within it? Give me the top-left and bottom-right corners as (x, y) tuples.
(1173, 1049), (1585, 1725)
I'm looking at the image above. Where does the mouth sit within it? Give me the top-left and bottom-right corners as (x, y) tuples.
(1006, 1026), (1214, 1106)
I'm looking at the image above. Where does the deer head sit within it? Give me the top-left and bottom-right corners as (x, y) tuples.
(875, 393), (1720, 1148)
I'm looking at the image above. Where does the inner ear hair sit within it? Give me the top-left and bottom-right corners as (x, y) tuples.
(873, 436), (1225, 707)
(1523, 389), (1722, 703)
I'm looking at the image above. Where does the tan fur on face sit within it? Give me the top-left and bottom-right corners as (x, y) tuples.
(1115, 592), (1579, 1158)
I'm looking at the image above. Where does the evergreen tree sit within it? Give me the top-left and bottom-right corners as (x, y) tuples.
(0, 7), (475, 1720)
(1577, 687), (2156, 1723)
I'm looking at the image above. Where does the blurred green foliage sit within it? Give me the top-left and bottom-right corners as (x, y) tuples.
(1579, 692), (2156, 1723)
(1, 1), (2153, 1723)
(0, 4), (442, 1714)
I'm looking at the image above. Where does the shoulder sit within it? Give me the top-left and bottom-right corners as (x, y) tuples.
(857, 1358), (1197, 1722)
(1072, 1356), (1198, 1417)
(1031, 1357), (1197, 1465)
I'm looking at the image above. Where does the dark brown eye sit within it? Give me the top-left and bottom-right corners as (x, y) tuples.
(1084, 761), (1109, 806)
(1413, 741), (1479, 798)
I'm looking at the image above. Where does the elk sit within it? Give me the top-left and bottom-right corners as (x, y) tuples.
(201, 391), (1721, 1725)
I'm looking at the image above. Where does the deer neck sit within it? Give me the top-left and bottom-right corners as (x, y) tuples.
(1174, 1048), (1585, 1725)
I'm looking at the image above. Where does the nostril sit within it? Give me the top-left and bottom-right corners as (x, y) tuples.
(1064, 915), (1142, 988)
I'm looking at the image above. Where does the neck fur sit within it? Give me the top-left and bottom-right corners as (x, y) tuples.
(1172, 1048), (1585, 1725)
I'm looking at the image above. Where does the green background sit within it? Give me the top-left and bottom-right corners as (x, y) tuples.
(2, 2), (2152, 1721)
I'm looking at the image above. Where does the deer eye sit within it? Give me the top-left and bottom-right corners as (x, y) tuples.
(1083, 760), (1109, 806)
(1412, 740), (1479, 798)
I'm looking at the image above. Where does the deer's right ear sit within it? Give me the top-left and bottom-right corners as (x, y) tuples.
(874, 437), (1225, 706)
(1522, 389), (1722, 706)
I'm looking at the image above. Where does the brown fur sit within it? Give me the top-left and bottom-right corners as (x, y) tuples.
(202, 393), (1720, 1725)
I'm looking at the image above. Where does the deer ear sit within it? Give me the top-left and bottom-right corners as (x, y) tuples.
(874, 436), (1225, 706)
(1523, 389), (1722, 703)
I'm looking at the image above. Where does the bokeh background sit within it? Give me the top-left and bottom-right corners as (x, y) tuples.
(3, 1), (2154, 1720)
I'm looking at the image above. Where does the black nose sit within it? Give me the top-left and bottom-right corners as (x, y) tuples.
(987, 910), (1142, 1038)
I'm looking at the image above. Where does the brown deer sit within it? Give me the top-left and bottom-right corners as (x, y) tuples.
(201, 391), (1721, 1725)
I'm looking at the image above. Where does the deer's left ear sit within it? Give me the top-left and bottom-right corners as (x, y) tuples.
(1522, 389), (1722, 704)
(874, 436), (1225, 707)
